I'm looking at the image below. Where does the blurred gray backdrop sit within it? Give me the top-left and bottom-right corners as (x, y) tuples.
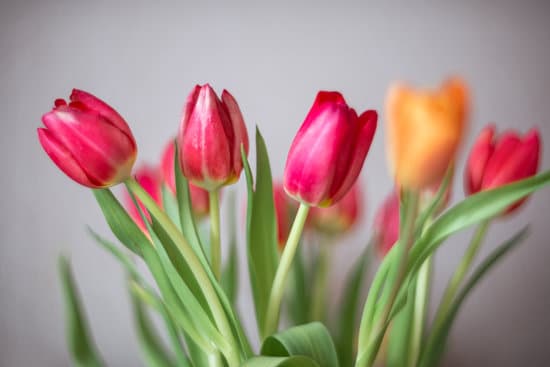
(1, 0), (550, 366)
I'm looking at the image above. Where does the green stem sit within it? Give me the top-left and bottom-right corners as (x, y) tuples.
(310, 239), (330, 322)
(356, 191), (420, 367)
(125, 179), (240, 366)
(433, 220), (491, 329)
(209, 190), (222, 281)
(264, 203), (310, 339)
(408, 256), (432, 367)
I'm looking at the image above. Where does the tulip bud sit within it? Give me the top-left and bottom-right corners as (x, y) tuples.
(373, 190), (400, 256)
(123, 164), (162, 232)
(386, 77), (468, 190)
(160, 140), (211, 218)
(309, 182), (362, 235)
(284, 91), (377, 207)
(37, 89), (137, 188)
(273, 183), (297, 248)
(178, 84), (249, 191)
(464, 125), (541, 213)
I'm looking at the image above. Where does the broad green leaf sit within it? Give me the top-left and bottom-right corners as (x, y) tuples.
(418, 226), (529, 367)
(335, 246), (371, 367)
(242, 128), (280, 339)
(221, 191), (239, 306)
(261, 322), (340, 367)
(243, 356), (320, 367)
(58, 256), (104, 367)
(93, 188), (147, 255)
(286, 244), (310, 327)
(162, 185), (181, 231)
(129, 281), (177, 367)
(386, 280), (416, 367)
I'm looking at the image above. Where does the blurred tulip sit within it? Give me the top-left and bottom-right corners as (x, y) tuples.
(123, 164), (162, 232)
(273, 183), (297, 248)
(160, 140), (211, 218)
(309, 182), (362, 235)
(464, 125), (541, 213)
(37, 89), (137, 188)
(373, 190), (400, 256)
(386, 77), (468, 190)
(178, 84), (249, 191)
(284, 91), (377, 207)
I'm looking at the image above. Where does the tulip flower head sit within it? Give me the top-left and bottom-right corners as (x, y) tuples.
(178, 84), (249, 191)
(373, 190), (400, 256)
(284, 91), (377, 207)
(38, 89), (137, 188)
(309, 182), (362, 235)
(273, 183), (298, 248)
(386, 77), (468, 190)
(160, 140), (210, 218)
(123, 164), (162, 232)
(464, 125), (541, 213)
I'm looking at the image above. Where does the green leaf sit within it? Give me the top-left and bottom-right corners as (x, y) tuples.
(58, 256), (104, 367)
(93, 188), (148, 255)
(286, 244), (310, 326)
(261, 322), (340, 367)
(335, 246), (371, 367)
(221, 191), (239, 306)
(418, 226), (529, 367)
(409, 170), (550, 274)
(243, 356), (320, 367)
(242, 128), (280, 339)
(129, 281), (177, 367)
(386, 281), (416, 367)
(162, 185), (181, 231)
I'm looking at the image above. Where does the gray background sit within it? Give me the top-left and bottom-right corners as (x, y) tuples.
(1, 0), (550, 366)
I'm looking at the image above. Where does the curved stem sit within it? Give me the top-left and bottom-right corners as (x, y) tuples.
(209, 190), (222, 281)
(408, 256), (432, 367)
(263, 203), (310, 339)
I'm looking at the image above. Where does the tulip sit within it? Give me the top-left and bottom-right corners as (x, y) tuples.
(160, 140), (210, 218)
(37, 89), (137, 188)
(178, 84), (249, 191)
(386, 77), (468, 190)
(309, 182), (362, 235)
(283, 91), (377, 207)
(373, 190), (400, 256)
(464, 125), (541, 213)
(123, 164), (162, 232)
(273, 183), (297, 248)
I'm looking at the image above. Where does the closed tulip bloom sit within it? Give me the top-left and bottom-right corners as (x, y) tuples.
(309, 182), (362, 235)
(284, 91), (377, 207)
(386, 77), (468, 190)
(273, 183), (297, 248)
(124, 164), (162, 232)
(160, 140), (210, 218)
(464, 125), (541, 213)
(373, 190), (400, 256)
(37, 89), (137, 188)
(178, 84), (249, 191)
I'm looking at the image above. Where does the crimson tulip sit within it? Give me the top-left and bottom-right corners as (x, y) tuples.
(177, 84), (249, 191)
(373, 190), (400, 256)
(123, 164), (162, 232)
(464, 125), (541, 213)
(283, 91), (377, 207)
(38, 89), (137, 188)
(160, 140), (210, 218)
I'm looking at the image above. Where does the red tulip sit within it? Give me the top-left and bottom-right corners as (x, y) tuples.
(37, 89), (137, 188)
(464, 125), (541, 213)
(283, 91), (377, 207)
(178, 84), (249, 191)
(373, 190), (400, 256)
(124, 164), (162, 232)
(273, 183), (297, 248)
(160, 140), (210, 218)
(309, 182), (362, 235)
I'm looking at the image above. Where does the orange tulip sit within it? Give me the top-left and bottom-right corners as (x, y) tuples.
(386, 77), (468, 190)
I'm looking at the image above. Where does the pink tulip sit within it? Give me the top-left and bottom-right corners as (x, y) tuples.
(373, 190), (400, 256)
(160, 140), (210, 218)
(123, 164), (162, 232)
(178, 84), (249, 191)
(464, 125), (541, 213)
(37, 89), (137, 188)
(309, 182), (362, 235)
(283, 91), (377, 207)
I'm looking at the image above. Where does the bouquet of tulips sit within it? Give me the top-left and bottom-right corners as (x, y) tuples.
(38, 78), (548, 367)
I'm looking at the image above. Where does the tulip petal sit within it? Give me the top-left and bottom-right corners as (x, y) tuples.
(481, 132), (522, 189)
(464, 124), (495, 194)
(222, 89), (249, 177)
(37, 127), (99, 187)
